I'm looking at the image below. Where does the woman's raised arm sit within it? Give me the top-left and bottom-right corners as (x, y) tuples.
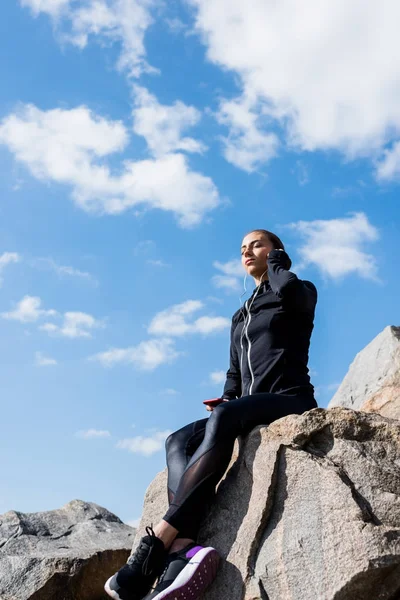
(267, 249), (317, 311)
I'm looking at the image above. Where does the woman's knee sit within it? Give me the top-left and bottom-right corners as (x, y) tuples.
(206, 402), (234, 438)
(165, 426), (190, 456)
(165, 430), (181, 455)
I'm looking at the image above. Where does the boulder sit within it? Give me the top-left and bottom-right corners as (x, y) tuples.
(135, 407), (400, 600)
(0, 499), (135, 600)
(328, 326), (400, 419)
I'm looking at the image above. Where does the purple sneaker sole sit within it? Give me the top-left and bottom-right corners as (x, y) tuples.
(150, 547), (220, 600)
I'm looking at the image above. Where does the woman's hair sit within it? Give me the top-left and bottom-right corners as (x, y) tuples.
(248, 229), (292, 269)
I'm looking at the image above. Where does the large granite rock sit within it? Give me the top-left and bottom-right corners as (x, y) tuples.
(328, 326), (400, 419)
(0, 499), (135, 600)
(135, 408), (400, 600)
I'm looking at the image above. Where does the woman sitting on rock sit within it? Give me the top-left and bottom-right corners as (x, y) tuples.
(105, 229), (318, 600)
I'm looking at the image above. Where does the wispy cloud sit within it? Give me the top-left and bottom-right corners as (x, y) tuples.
(292, 161), (310, 186)
(147, 259), (170, 268)
(148, 300), (230, 337)
(216, 95), (278, 172)
(133, 240), (170, 267)
(165, 17), (187, 34)
(212, 259), (244, 293)
(209, 370), (226, 385)
(2, 295), (104, 339)
(133, 240), (156, 256)
(126, 517), (141, 528)
(314, 382), (341, 400)
(1, 295), (57, 323)
(20, 0), (157, 78)
(160, 388), (180, 396)
(31, 257), (97, 284)
(117, 429), (172, 457)
(287, 212), (380, 281)
(76, 428), (111, 439)
(90, 338), (180, 370)
(376, 141), (400, 181)
(40, 311), (104, 338)
(0, 252), (20, 285)
(35, 351), (57, 367)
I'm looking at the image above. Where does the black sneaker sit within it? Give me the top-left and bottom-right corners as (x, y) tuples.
(143, 543), (220, 600)
(104, 526), (166, 600)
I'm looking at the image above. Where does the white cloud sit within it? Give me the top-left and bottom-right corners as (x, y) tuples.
(191, 0), (400, 172)
(21, 0), (70, 17)
(325, 382), (341, 392)
(32, 257), (96, 284)
(165, 17), (187, 34)
(212, 258), (244, 293)
(132, 86), (206, 157)
(148, 300), (230, 337)
(117, 429), (172, 456)
(0, 252), (20, 285)
(126, 517), (141, 528)
(287, 212), (380, 281)
(147, 259), (170, 267)
(91, 338), (180, 370)
(133, 240), (155, 256)
(0, 104), (221, 228)
(1, 295), (57, 323)
(2, 295), (104, 338)
(314, 381), (341, 400)
(209, 370), (225, 385)
(0, 252), (20, 268)
(212, 275), (241, 292)
(160, 388), (179, 395)
(76, 428), (111, 439)
(217, 96), (278, 172)
(40, 311), (103, 338)
(133, 240), (170, 267)
(293, 161), (310, 186)
(35, 351), (58, 366)
(21, 0), (156, 78)
(376, 141), (400, 181)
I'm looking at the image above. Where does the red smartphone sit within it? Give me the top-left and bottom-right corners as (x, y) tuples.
(203, 397), (224, 407)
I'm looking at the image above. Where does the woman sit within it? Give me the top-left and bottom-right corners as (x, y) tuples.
(105, 229), (318, 600)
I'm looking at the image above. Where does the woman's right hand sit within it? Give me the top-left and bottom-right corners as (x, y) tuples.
(205, 399), (229, 412)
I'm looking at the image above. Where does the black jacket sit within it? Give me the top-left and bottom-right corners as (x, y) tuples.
(222, 249), (317, 400)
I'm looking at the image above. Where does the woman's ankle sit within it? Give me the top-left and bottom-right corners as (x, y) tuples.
(153, 520), (179, 550)
(169, 538), (195, 554)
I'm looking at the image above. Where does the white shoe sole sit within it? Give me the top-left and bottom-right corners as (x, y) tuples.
(150, 547), (220, 600)
(104, 576), (123, 600)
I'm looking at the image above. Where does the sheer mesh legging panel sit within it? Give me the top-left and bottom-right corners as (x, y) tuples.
(165, 419), (207, 538)
(164, 393), (316, 536)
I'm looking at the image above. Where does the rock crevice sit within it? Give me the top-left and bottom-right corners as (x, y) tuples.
(135, 408), (400, 600)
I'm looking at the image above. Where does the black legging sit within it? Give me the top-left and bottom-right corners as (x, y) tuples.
(163, 392), (317, 539)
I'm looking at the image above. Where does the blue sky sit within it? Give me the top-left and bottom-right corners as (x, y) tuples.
(1, 0), (400, 525)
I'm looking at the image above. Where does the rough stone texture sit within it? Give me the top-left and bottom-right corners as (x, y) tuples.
(0, 500), (135, 600)
(135, 408), (400, 600)
(328, 326), (400, 419)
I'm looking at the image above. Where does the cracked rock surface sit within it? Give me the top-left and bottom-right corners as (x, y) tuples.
(135, 408), (400, 600)
(0, 499), (135, 600)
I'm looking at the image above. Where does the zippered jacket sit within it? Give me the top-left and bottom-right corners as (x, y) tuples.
(222, 249), (317, 400)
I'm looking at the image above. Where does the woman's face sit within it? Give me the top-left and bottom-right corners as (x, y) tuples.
(241, 232), (274, 277)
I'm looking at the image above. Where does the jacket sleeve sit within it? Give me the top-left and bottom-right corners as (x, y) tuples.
(221, 317), (242, 400)
(267, 249), (317, 312)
